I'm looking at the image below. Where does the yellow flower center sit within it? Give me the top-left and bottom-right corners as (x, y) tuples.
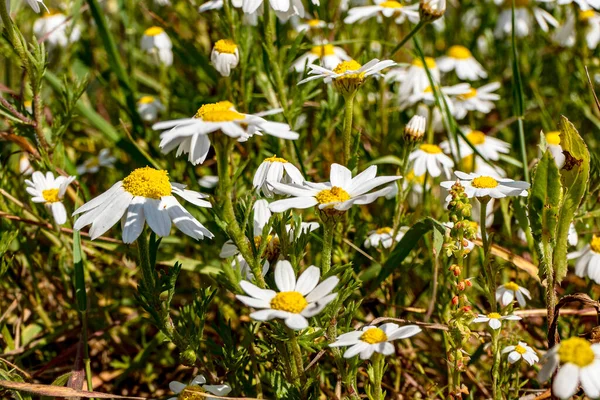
(591, 235), (600, 254)
(195, 101), (244, 122)
(406, 169), (426, 184)
(144, 26), (164, 36)
(42, 188), (60, 203)
(334, 60), (364, 78)
(466, 130), (486, 145)
(138, 96), (156, 104)
(360, 327), (388, 344)
(310, 44), (336, 57)
(214, 39), (237, 54)
(515, 345), (527, 355)
(419, 144), (442, 154)
(270, 291), (308, 313)
(558, 337), (596, 367)
(253, 235), (281, 260)
(376, 227), (393, 235)
(412, 57), (437, 69)
(580, 10), (596, 21)
(487, 312), (501, 319)
(316, 186), (351, 204)
(504, 281), (520, 291)
(179, 386), (208, 400)
(472, 176), (499, 189)
(380, 0), (403, 8)
(546, 131), (561, 146)
(264, 155), (288, 163)
(122, 167), (172, 199)
(24, 100), (32, 108)
(458, 88), (478, 100)
(307, 19), (322, 27)
(447, 45), (472, 60)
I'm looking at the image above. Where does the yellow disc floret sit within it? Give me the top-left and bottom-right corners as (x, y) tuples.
(447, 45), (472, 60)
(42, 188), (60, 203)
(458, 88), (478, 100)
(412, 57), (437, 69)
(515, 345), (527, 355)
(138, 96), (156, 104)
(195, 101), (244, 122)
(580, 10), (596, 21)
(334, 60), (364, 77)
(144, 26), (164, 36)
(307, 19), (322, 27)
(472, 176), (499, 189)
(380, 0), (403, 8)
(504, 281), (520, 291)
(264, 155), (288, 163)
(360, 327), (388, 344)
(316, 186), (351, 204)
(591, 235), (600, 253)
(376, 227), (393, 235)
(310, 44), (335, 57)
(270, 291), (308, 313)
(333, 60), (366, 94)
(546, 131), (561, 146)
(487, 312), (502, 319)
(419, 144), (443, 154)
(558, 337), (595, 367)
(122, 167), (172, 199)
(466, 130), (486, 145)
(214, 39), (237, 54)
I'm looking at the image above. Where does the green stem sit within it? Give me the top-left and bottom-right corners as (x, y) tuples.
(342, 93), (356, 166)
(371, 353), (385, 400)
(321, 221), (336, 274)
(389, 21), (427, 58)
(491, 331), (501, 400)
(81, 311), (94, 393)
(136, 231), (155, 291)
(286, 327), (306, 385)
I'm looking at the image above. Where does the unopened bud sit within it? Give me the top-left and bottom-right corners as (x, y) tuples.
(462, 305), (472, 312)
(180, 348), (197, 367)
(404, 115), (426, 143)
(457, 281), (466, 291)
(420, 0), (446, 22)
(451, 295), (459, 306)
(465, 280), (472, 287)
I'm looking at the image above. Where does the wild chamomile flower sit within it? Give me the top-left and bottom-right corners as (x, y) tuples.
(441, 171), (530, 199)
(19, 154), (33, 176)
(495, 0), (558, 38)
(404, 115), (427, 142)
(568, 235), (600, 284)
(253, 155), (304, 197)
(295, 18), (330, 32)
(236, 260), (339, 330)
(329, 323), (421, 360)
(33, 12), (81, 48)
(153, 101), (299, 165)
(538, 337), (600, 400)
(364, 227), (407, 248)
(291, 43), (351, 73)
(137, 96), (165, 121)
(558, 0), (600, 10)
(141, 26), (173, 66)
(496, 282), (531, 308)
(440, 128), (510, 162)
(437, 45), (487, 80)
(168, 375), (231, 400)
(451, 82), (501, 119)
(393, 57), (441, 100)
(403, 83), (470, 114)
(343, 0), (420, 24)
(472, 312), (521, 330)
(211, 39), (240, 77)
(25, 171), (75, 226)
(503, 342), (539, 365)
(73, 167), (213, 243)
(553, 10), (600, 49)
(235, 0), (317, 20)
(420, 0), (446, 21)
(268, 164), (401, 216)
(544, 131), (566, 168)
(76, 149), (116, 175)
(408, 143), (454, 178)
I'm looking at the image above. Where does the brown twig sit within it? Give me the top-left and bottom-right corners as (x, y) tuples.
(0, 97), (35, 125)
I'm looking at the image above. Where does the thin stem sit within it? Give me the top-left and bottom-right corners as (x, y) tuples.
(491, 331), (501, 400)
(286, 327), (306, 385)
(342, 93), (356, 166)
(81, 311), (94, 393)
(136, 231), (155, 290)
(371, 353), (385, 400)
(389, 21), (427, 58)
(321, 220), (336, 274)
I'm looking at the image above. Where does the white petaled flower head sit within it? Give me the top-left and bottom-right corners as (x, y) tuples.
(495, 281), (531, 308)
(396, 57), (441, 100)
(211, 39), (240, 77)
(25, 171), (75, 226)
(141, 26), (173, 66)
(557, 0), (600, 9)
(236, 260), (339, 330)
(25, 0), (49, 13)
(253, 155), (304, 197)
(329, 323), (421, 360)
(268, 164), (401, 217)
(568, 235), (600, 284)
(295, 18), (329, 32)
(503, 342), (539, 366)
(495, 0), (558, 38)
(19, 154), (34, 175)
(364, 227), (407, 249)
(441, 171), (530, 199)
(137, 96), (165, 122)
(544, 131), (565, 168)
(408, 143), (454, 178)
(76, 148), (117, 175)
(578, 10), (600, 49)
(440, 128), (510, 162)
(404, 115), (426, 143)
(420, 0), (446, 22)
(538, 337), (600, 400)
(472, 312), (521, 330)
(291, 43), (351, 73)
(236, 0), (307, 20)
(437, 45), (487, 80)
(154, 101), (299, 165)
(168, 375), (231, 400)
(452, 82), (501, 119)
(72, 167), (213, 243)
(33, 11), (81, 48)
(344, 0), (420, 24)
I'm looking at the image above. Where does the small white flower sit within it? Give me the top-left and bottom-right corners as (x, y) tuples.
(404, 115), (427, 141)
(141, 26), (173, 66)
(235, 0), (311, 20)
(344, 0), (419, 24)
(440, 128), (510, 162)
(408, 143), (454, 178)
(168, 375), (231, 400)
(503, 342), (539, 365)
(538, 337), (600, 399)
(211, 39), (240, 77)
(495, 282), (531, 308)
(402, 83), (470, 112)
(543, 131), (566, 168)
(76, 149), (116, 175)
(291, 43), (351, 73)
(329, 323), (421, 360)
(33, 12), (81, 47)
(364, 227), (407, 248)
(441, 171), (530, 199)
(253, 155), (304, 197)
(25, 171), (75, 225)
(295, 18), (331, 32)
(236, 260), (339, 330)
(558, 0), (600, 10)
(19, 154), (34, 176)
(392, 57), (441, 100)
(568, 235), (600, 284)
(137, 96), (165, 121)
(420, 0), (446, 20)
(495, 1), (558, 38)
(437, 45), (487, 80)
(451, 82), (501, 120)
(472, 312), (521, 330)
(73, 167), (213, 243)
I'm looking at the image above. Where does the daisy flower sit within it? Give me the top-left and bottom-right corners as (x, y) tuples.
(329, 323), (421, 360)
(404, 114), (427, 142)
(503, 342), (539, 365)
(295, 18), (330, 32)
(26, 171), (75, 226)
(544, 131), (566, 168)
(495, 282), (531, 308)
(291, 43), (351, 73)
(236, 260), (339, 330)
(437, 45), (487, 80)
(235, 0), (317, 20)
(394, 58), (441, 100)
(472, 312), (521, 330)
(168, 375), (231, 400)
(495, 0), (558, 38)
(76, 149), (116, 175)
(538, 337), (600, 399)
(568, 235), (600, 284)
(153, 101), (299, 165)
(33, 12), (81, 48)
(440, 128), (510, 161)
(137, 96), (165, 122)
(343, 0), (420, 24)
(19, 154), (34, 176)
(451, 82), (501, 119)
(253, 155), (304, 197)
(408, 143), (454, 178)
(364, 227), (407, 249)
(72, 167), (213, 243)
(420, 0), (446, 21)
(441, 171), (530, 199)
(211, 39), (240, 77)
(268, 163), (401, 215)
(402, 83), (470, 111)
(552, 11), (600, 49)
(141, 26), (173, 66)
(558, 0), (600, 10)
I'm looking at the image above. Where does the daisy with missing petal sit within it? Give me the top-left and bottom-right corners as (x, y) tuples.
(141, 26), (173, 66)
(472, 312), (521, 330)
(364, 227), (407, 249)
(73, 167), (213, 243)
(408, 143), (454, 178)
(33, 11), (81, 48)
(26, 171), (75, 226)
(236, 260), (339, 330)
(495, 0), (558, 38)
(329, 323), (421, 360)
(538, 337), (600, 399)
(253, 155), (304, 197)
(441, 171), (530, 199)
(76, 149), (116, 175)
(211, 39), (240, 77)
(544, 131), (566, 168)
(452, 82), (501, 119)
(440, 128), (510, 162)
(268, 164), (401, 215)
(496, 282), (531, 308)
(437, 45), (487, 80)
(568, 235), (600, 284)
(344, 0), (420, 24)
(503, 342), (539, 365)
(137, 96), (165, 122)
(291, 43), (351, 73)
(153, 101), (299, 165)
(168, 375), (231, 400)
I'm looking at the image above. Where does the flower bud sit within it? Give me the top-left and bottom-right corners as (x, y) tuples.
(420, 0), (446, 22)
(404, 115), (426, 143)
(457, 281), (465, 291)
(180, 348), (197, 366)
(451, 295), (459, 306)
